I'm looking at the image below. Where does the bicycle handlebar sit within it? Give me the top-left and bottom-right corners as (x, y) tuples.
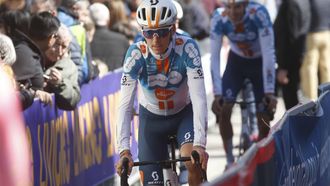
(120, 151), (208, 185)
(133, 157), (191, 166)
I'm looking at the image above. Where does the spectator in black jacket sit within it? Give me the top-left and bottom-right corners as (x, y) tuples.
(274, 0), (309, 109)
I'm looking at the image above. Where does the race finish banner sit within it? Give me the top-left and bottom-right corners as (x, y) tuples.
(23, 70), (139, 186)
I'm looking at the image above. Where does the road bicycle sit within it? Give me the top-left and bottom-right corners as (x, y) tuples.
(120, 145), (207, 186)
(229, 78), (275, 159)
(215, 78), (259, 159)
(233, 78), (259, 158)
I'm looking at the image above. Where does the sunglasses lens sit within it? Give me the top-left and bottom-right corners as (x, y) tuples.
(143, 27), (171, 39)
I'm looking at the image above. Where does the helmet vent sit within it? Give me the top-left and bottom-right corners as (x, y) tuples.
(167, 9), (172, 18)
(142, 8), (146, 20)
(161, 7), (167, 20)
(137, 11), (141, 19)
(151, 7), (156, 20)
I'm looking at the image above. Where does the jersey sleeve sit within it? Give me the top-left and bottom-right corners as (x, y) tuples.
(254, 6), (276, 94)
(210, 9), (225, 96)
(117, 44), (143, 153)
(184, 40), (208, 148)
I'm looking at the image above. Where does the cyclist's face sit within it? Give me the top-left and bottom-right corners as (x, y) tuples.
(226, 2), (246, 24)
(143, 25), (174, 55)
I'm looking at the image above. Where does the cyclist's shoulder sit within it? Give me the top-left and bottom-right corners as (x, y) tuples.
(173, 34), (199, 52)
(126, 41), (148, 57)
(246, 2), (272, 27)
(211, 7), (227, 20)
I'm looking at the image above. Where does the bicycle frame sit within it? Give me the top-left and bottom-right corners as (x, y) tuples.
(237, 79), (258, 157)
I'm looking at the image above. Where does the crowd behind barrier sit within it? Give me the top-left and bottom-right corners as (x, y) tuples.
(205, 82), (330, 186)
(23, 70), (139, 186)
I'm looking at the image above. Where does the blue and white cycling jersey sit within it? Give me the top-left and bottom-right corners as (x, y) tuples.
(210, 2), (276, 96)
(117, 33), (208, 153)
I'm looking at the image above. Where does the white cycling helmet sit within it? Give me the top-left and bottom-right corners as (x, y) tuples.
(173, 0), (183, 20)
(136, 0), (177, 29)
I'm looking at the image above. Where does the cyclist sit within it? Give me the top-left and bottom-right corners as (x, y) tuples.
(210, 0), (277, 168)
(116, 0), (209, 185)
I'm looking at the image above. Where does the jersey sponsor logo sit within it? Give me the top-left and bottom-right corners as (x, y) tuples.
(197, 68), (203, 77)
(121, 75), (128, 85)
(148, 74), (168, 87)
(184, 132), (191, 140)
(155, 88), (175, 100)
(148, 171), (163, 185)
(185, 43), (200, 66)
(175, 38), (184, 45)
(152, 171), (159, 180)
(193, 57), (201, 67)
(193, 68), (204, 79)
(168, 71), (182, 84)
(124, 49), (141, 72)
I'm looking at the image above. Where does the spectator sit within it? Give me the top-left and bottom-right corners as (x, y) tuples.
(90, 2), (129, 71)
(274, 0), (309, 109)
(29, 0), (57, 15)
(179, 0), (210, 40)
(2, 12), (56, 108)
(44, 24), (81, 110)
(0, 0), (30, 13)
(300, 0), (330, 100)
(58, 0), (98, 85)
(0, 33), (52, 110)
(108, 0), (138, 42)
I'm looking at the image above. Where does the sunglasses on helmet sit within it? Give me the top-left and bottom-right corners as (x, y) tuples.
(142, 26), (172, 39)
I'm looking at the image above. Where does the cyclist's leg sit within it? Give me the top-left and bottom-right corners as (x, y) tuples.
(218, 102), (235, 165)
(247, 58), (272, 140)
(138, 105), (172, 185)
(221, 51), (244, 166)
(175, 103), (203, 185)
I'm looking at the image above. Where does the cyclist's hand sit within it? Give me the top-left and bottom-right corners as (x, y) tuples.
(264, 93), (277, 114)
(191, 146), (209, 170)
(211, 95), (223, 115)
(277, 69), (289, 85)
(116, 150), (134, 176)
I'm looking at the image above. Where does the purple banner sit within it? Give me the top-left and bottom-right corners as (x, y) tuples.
(23, 71), (139, 186)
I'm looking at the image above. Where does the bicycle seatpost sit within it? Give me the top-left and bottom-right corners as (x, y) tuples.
(121, 157), (129, 186)
(191, 151), (208, 183)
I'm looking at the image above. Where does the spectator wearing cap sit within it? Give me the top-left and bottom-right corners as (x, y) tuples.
(90, 2), (129, 71)
(44, 24), (81, 110)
